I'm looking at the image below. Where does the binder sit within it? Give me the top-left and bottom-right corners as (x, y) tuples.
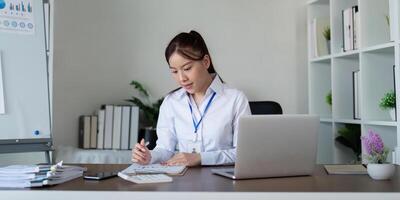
(97, 109), (105, 149)
(112, 106), (122, 149)
(129, 106), (139, 149)
(120, 106), (131, 150)
(90, 115), (98, 149)
(103, 105), (114, 149)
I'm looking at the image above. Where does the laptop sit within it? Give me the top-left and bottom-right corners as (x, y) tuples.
(212, 114), (319, 179)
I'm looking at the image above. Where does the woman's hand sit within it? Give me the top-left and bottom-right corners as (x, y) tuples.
(131, 139), (151, 165)
(164, 153), (201, 167)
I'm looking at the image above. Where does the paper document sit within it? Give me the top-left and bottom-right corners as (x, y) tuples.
(121, 163), (187, 175)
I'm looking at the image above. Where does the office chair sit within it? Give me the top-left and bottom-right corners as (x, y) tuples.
(249, 101), (283, 115)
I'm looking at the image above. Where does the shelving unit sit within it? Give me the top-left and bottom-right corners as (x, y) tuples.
(307, 0), (400, 164)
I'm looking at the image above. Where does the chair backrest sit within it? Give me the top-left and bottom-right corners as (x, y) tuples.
(249, 101), (283, 115)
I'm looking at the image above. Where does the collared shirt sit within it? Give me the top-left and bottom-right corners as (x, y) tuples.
(150, 75), (251, 165)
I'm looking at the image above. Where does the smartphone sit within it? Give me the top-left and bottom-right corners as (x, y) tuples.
(83, 171), (118, 180)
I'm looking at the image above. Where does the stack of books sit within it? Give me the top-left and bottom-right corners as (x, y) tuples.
(342, 5), (359, 52)
(0, 161), (86, 188)
(79, 105), (139, 150)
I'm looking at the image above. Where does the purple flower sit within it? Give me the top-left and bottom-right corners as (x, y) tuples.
(361, 130), (385, 155)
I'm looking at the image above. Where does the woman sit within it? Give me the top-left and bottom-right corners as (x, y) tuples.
(132, 30), (250, 166)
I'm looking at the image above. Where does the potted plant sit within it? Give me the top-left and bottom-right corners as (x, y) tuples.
(126, 80), (163, 149)
(325, 91), (332, 109)
(361, 130), (395, 180)
(379, 90), (396, 121)
(335, 124), (361, 163)
(322, 26), (331, 54)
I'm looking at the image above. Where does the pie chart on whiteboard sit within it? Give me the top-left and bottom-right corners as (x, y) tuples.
(0, 0), (5, 10)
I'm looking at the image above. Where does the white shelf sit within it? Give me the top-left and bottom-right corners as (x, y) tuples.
(308, 0), (399, 164)
(362, 42), (395, 53)
(320, 118), (332, 123)
(363, 120), (397, 127)
(310, 55), (331, 63)
(333, 119), (361, 124)
(332, 50), (359, 59)
(307, 0), (329, 5)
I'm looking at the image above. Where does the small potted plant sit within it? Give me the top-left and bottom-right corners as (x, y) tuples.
(361, 130), (395, 180)
(325, 91), (332, 109)
(379, 90), (396, 121)
(126, 80), (163, 149)
(322, 26), (331, 54)
(335, 124), (361, 163)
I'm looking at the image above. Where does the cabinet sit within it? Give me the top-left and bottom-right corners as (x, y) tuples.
(307, 0), (400, 164)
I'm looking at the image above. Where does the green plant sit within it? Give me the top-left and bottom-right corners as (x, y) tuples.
(325, 91), (332, 107)
(322, 26), (331, 41)
(126, 80), (164, 128)
(379, 90), (396, 110)
(335, 124), (361, 162)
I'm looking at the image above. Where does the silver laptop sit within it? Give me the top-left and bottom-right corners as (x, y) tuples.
(212, 114), (319, 179)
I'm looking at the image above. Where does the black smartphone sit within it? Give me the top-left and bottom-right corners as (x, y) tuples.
(83, 171), (118, 180)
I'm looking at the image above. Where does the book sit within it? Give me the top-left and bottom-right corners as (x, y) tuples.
(312, 17), (330, 57)
(352, 6), (359, 50)
(129, 106), (140, 149)
(112, 106), (122, 149)
(103, 105), (114, 149)
(90, 115), (98, 149)
(342, 8), (353, 52)
(353, 70), (361, 119)
(120, 106), (131, 150)
(97, 109), (105, 149)
(79, 115), (91, 149)
(389, 0), (398, 41)
(120, 163), (187, 176)
(0, 161), (86, 188)
(324, 164), (367, 175)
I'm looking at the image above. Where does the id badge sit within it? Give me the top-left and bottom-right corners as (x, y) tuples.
(189, 142), (202, 153)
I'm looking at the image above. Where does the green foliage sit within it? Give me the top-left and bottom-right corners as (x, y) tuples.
(335, 124), (361, 161)
(322, 26), (331, 41)
(126, 81), (163, 128)
(379, 90), (396, 110)
(325, 91), (332, 106)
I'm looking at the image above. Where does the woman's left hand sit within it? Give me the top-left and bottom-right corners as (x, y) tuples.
(164, 153), (201, 167)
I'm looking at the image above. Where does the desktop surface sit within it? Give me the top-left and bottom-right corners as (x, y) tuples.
(21, 164), (400, 192)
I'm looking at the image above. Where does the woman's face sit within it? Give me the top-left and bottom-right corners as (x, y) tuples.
(168, 52), (210, 94)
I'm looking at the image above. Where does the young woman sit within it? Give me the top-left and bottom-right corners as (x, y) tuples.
(132, 30), (250, 166)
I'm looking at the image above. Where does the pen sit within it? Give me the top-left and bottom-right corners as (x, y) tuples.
(131, 141), (150, 163)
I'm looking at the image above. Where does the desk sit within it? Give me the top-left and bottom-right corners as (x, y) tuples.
(2, 164), (400, 200)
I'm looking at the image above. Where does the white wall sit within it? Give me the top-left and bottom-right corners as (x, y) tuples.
(52, 0), (309, 148)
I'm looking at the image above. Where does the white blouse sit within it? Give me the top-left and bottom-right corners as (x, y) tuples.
(150, 75), (251, 165)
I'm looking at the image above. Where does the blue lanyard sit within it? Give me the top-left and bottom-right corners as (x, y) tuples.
(188, 92), (217, 133)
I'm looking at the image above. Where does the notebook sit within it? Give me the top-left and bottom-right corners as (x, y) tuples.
(324, 164), (367, 175)
(120, 163), (187, 176)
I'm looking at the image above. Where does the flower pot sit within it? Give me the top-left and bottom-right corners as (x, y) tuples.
(367, 163), (395, 180)
(326, 40), (331, 54)
(389, 108), (396, 121)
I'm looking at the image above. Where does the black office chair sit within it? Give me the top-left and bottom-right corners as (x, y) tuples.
(249, 101), (283, 115)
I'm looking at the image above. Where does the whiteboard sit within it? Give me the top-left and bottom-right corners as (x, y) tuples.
(0, 0), (51, 140)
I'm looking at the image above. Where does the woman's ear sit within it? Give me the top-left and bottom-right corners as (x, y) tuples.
(202, 55), (211, 69)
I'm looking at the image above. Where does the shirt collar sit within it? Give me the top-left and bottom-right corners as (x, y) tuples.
(175, 73), (224, 99)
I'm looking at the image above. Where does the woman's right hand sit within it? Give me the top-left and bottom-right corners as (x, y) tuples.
(131, 139), (151, 165)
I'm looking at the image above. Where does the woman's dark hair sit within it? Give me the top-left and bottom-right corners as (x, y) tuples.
(165, 30), (216, 74)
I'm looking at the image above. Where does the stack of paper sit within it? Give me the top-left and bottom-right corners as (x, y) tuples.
(119, 163), (187, 176)
(0, 161), (86, 188)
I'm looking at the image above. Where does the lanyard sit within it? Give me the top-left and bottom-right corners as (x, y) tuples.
(188, 92), (217, 134)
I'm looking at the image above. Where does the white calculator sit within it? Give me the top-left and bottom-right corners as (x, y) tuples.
(118, 172), (173, 184)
